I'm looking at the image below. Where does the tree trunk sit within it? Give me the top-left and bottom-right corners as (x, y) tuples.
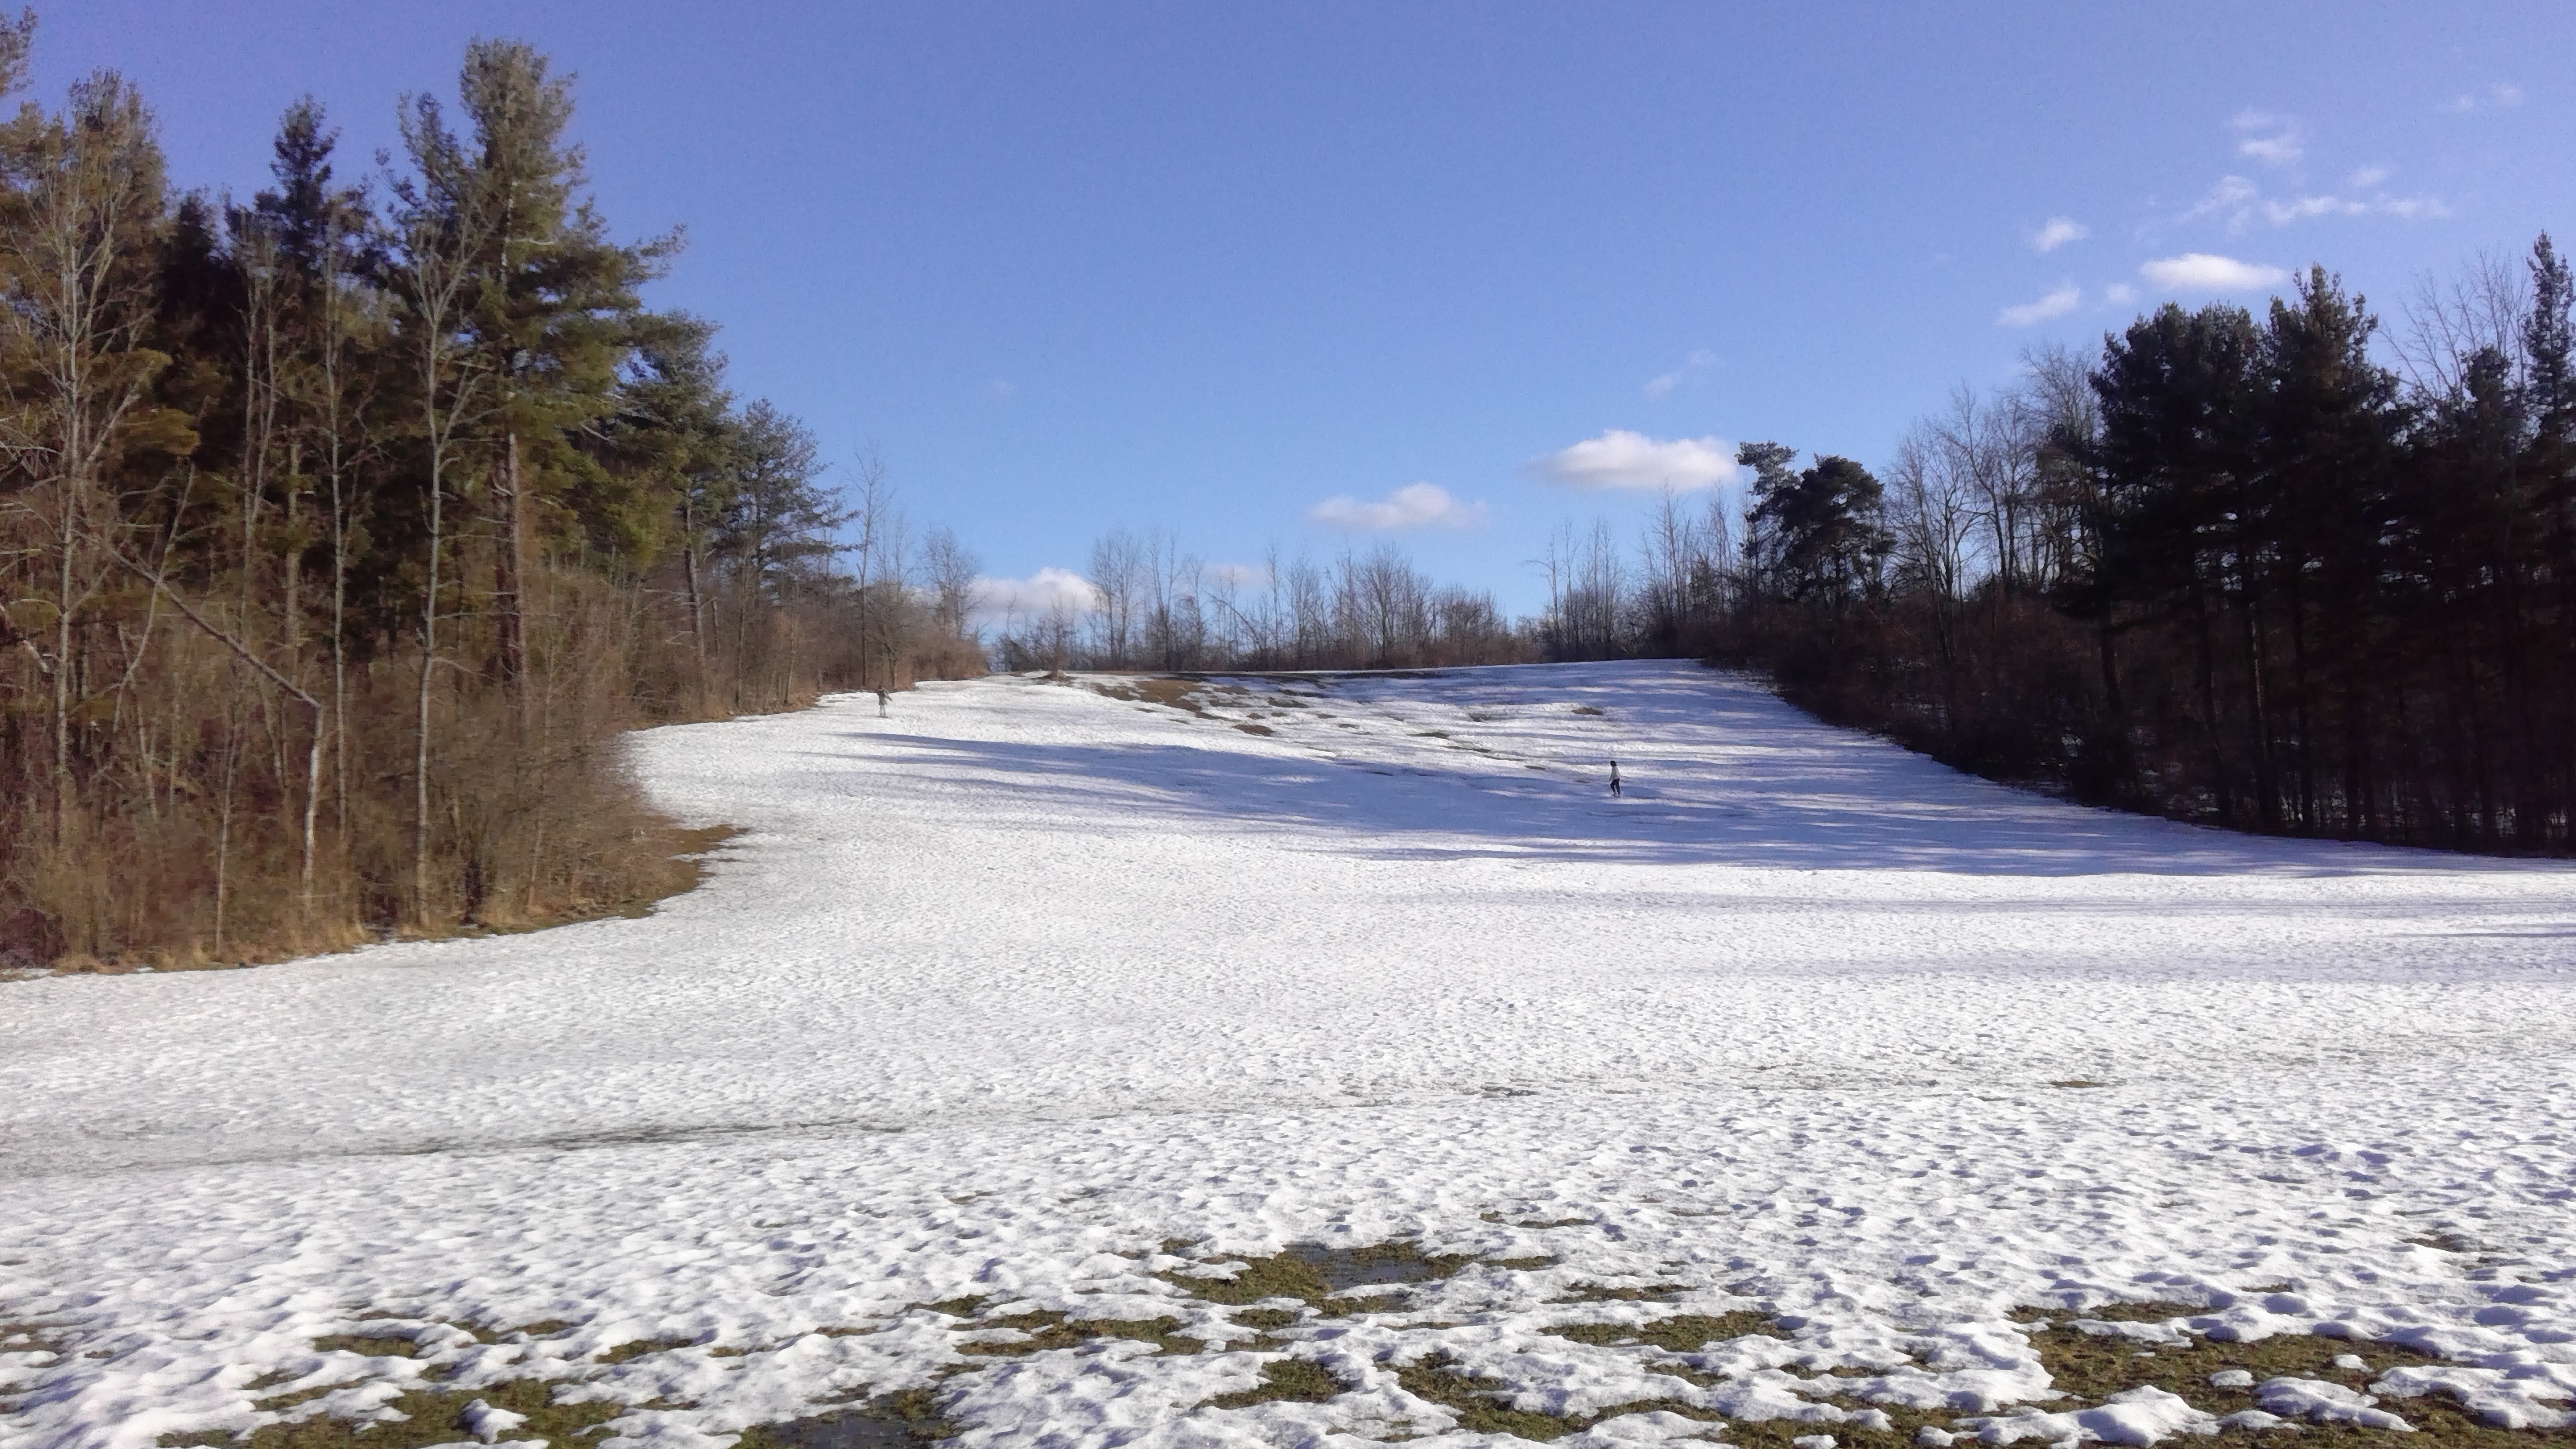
(498, 429), (528, 694)
(415, 453), (444, 924)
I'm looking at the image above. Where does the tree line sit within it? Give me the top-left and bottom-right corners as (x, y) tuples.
(0, 20), (976, 967)
(989, 530), (1528, 674)
(1711, 240), (2576, 853)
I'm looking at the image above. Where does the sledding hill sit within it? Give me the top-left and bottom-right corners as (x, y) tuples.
(4, 662), (2571, 1447)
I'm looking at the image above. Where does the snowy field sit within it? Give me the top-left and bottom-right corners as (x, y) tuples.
(4, 660), (2574, 1448)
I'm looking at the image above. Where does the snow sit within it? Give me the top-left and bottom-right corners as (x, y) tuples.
(2251, 1376), (2414, 1430)
(459, 1397), (530, 1443)
(2, 660), (2574, 1447)
(1959, 1385), (2216, 1444)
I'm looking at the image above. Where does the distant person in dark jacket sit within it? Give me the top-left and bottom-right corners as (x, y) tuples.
(876, 687), (891, 718)
(1609, 758), (1621, 798)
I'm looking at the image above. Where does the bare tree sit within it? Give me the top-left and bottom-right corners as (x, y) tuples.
(2397, 250), (2531, 398)
(921, 526), (980, 645)
(1885, 426), (1979, 681)
(1087, 527), (1145, 668)
(0, 67), (177, 840)
(387, 89), (500, 920)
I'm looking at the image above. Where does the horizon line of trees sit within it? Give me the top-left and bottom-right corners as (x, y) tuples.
(0, 18), (976, 967)
(986, 530), (1528, 673)
(976, 489), (1750, 675)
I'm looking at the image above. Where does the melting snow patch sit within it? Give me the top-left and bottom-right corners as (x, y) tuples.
(2254, 1377), (2414, 1430)
(2373, 1364), (2576, 1430)
(1963, 1386), (2219, 1445)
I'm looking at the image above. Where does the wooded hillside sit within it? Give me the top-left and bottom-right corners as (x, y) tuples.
(1715, 252), (2576, 852)
(0, 22), (974, 966)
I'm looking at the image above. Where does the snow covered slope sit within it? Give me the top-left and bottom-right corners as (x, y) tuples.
(3, 661), (2572, 1447)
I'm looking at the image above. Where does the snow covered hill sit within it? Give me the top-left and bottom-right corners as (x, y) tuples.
(3, 662), (2572, 1447)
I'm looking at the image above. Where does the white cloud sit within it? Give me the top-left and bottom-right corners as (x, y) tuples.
(2140, 253), (2290, 292)
(1534, 430), (1739, 492)
(1308, 481), (1488, 531)
(2181, 171), (2447, 232)
(1642, 349), (1719, 402)
(2447, 82), (2524, 113)
(1997, 283), (2083, 328)
(971, 567), (1098, 624)
(2181, 174), (2262, 226)
(2238, 134), (2303, 166)
(2231, 109), (2303, 166)
(2030, 217), (2090, 253)
(2105, 283), (2138, 306)
(2264, 194), (2355, 224)
(2264, 192), (2449, 225)
(987, 378), (1015, 400)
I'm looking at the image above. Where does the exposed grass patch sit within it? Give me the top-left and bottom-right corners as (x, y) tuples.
(597, 1334), (697, 1364)
(1547, 1282), (1691, 1304)
(1234, 722), (1274, 736)
(1162, 1241), (1546, 1315)
(308, 1334), (418, 1360)
(1397, 1351), (1595, 1439)
(1546, 1311), (1774, 1353)
(2056, 1299), (2211, 1323)
(1091, 676), (1254, 716)
(2048, 1078), (2112, 1088)
(1720, 1403), (1955, 1449)
(1394, 1354), (1744, 1439)
(1571, 705), (1605, 716)
(157, 1377), (625, 1449)
(2032, 1319), (2435, 1406)
(249, 1381), (340, 1413)
(2019, 1320), (2576, 1447)
(0, 1320), (66, 1356)
(1166, 1251), (1333, 1307)
(736, 1385), (960, 1447)
(1206, 1357), (1348, 1410)
(952, 1311), (1200, 1356)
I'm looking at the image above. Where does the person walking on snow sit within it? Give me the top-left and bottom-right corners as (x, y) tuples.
(876, 687), (891, 718)
(1609, 758), (1621, 798)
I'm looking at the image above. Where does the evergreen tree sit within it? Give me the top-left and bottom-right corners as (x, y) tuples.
(1745, 452), (1890, 606)
(2256, 268), (2401, 832)
(446, 39), (675, 682)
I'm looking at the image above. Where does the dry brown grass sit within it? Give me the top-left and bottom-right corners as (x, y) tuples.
(0, 554), (876, 972)
(120, 1299), (2576, 1448)
(1205, 1358), (1349, 1410)
(154, 1376), (627, 1449)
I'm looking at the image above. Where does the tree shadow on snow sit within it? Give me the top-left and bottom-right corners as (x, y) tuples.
(836, 721), (2519, 880)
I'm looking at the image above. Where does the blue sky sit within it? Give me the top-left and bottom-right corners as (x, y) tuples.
(35, 2), (2573, 615)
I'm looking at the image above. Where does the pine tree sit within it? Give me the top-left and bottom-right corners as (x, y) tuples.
(448, 39), (675, 686)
